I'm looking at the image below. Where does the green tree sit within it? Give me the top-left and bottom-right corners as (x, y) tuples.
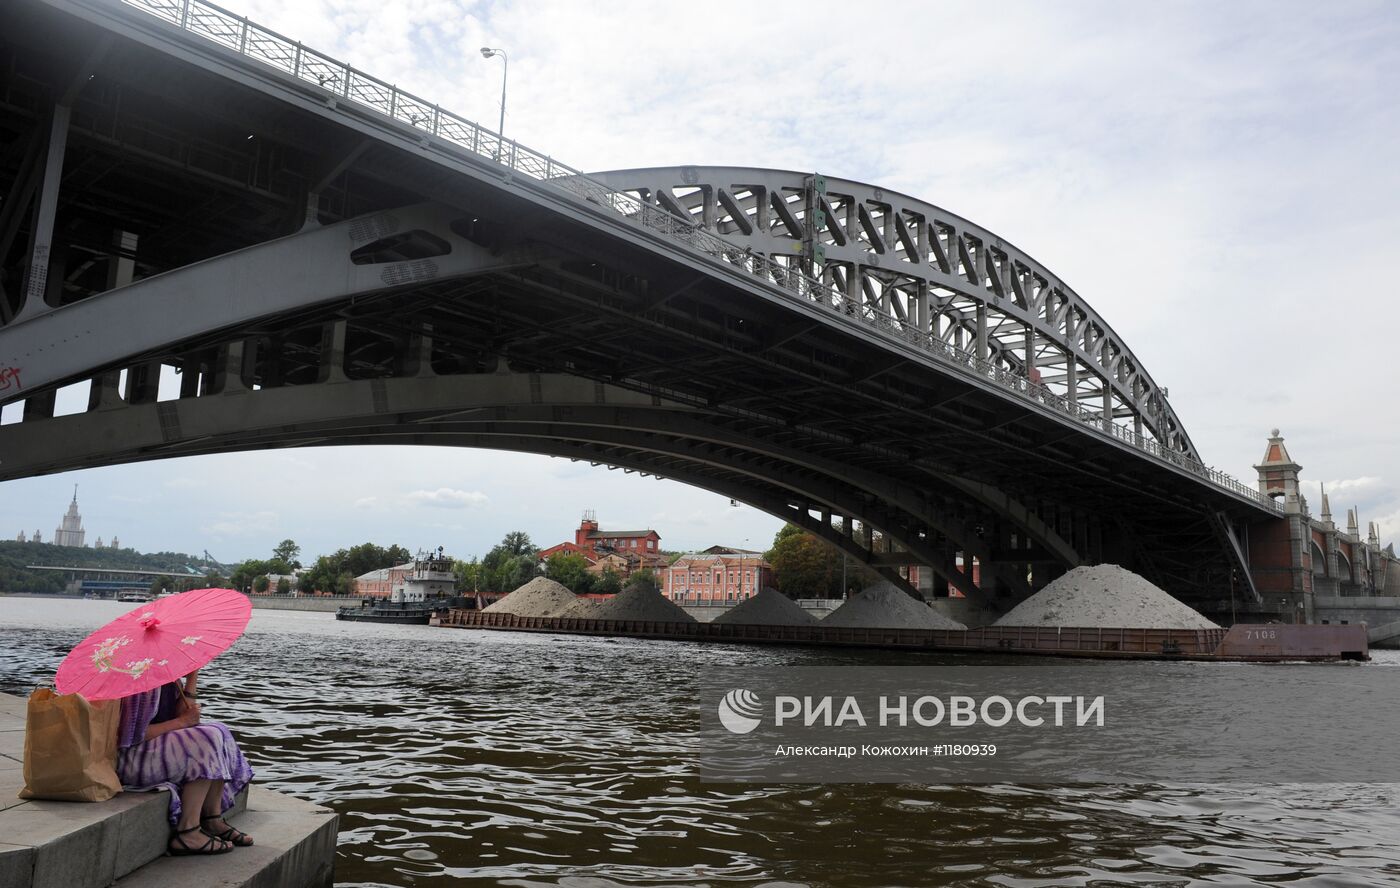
(622, 569), (660, 595)
(499, 531), (537, 557)
(252, 574), (270, 594)
(228, 560), (263, 593)
(272, 539), (302, 569)
(595, 566), (622, 595)
(545, 552), (594, 594)
(479, 532), (540, 592)
(498, 554), (539, 592)
(767, 523), (847, 598)
(297, 543), (411, 596)
(453, 556), (481, 593)
(0, 541), (222, 592)
(276, 577), (291, 595)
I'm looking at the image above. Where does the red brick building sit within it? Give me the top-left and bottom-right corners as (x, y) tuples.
(353, 561), (416, 598)
(539, 511), (667, 577)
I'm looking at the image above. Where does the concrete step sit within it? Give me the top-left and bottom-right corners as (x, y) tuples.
(111, 786), (336, 888)
(0, 692), (336, 888)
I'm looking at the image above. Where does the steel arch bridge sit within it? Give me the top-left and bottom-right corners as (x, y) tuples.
(0, 0), (1281, 616)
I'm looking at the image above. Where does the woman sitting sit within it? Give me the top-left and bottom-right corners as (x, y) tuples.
(116, 668), (256, 855)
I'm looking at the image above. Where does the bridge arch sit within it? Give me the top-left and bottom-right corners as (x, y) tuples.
(595, 166), (1195, 460)
(1311, 540), (1328, 577)
(3, 360), (1079, 602)
(0, 0), (1280, 613)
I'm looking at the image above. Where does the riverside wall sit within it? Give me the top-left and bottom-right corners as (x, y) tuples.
(248, 595), (364, 612)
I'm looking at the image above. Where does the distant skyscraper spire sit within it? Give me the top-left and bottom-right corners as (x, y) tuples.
(53, 489), (86, 547)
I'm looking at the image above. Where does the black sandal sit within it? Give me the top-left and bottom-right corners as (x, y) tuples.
(201, 815), (255, 847)
(168, 824), (233, 856)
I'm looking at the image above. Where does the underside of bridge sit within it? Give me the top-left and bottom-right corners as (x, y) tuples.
(0, 0), (1278, 618)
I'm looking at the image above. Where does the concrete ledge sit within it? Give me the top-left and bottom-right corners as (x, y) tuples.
(113, 787), (336, 888)
(1, 692), (336, 888)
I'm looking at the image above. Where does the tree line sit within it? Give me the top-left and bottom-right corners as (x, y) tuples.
(2, 522), (879, 600)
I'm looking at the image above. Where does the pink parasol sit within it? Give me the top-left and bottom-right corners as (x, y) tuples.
(55, 588), (252, 701)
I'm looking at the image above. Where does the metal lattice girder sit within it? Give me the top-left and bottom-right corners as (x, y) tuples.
(594, 167), (1194, 459)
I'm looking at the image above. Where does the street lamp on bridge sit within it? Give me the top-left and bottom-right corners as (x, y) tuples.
(479, 47), (508, 154)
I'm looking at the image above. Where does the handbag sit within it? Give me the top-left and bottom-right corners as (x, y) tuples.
(18, 687), (123, 802)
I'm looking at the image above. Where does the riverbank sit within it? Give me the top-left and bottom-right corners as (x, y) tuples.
(0, 692), (336, 888)
(248, 594), (363, 613)
(0, 592), (365, 613)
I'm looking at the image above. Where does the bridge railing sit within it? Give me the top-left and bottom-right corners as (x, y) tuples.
(116, 0), (1282, 515)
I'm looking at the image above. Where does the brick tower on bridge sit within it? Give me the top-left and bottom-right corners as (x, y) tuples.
(1249, 430), (1310, 621)
(1254, 429), (1302, 512)
(1248, 429), (1399, 625)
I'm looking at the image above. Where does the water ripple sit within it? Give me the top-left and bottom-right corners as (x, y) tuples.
(1, 600), (1397, 887)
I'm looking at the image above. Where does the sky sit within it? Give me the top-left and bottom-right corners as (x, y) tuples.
(4, 0), (1399, 564)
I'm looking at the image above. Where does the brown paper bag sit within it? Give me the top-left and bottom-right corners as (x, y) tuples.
(18, 688), (123, 802)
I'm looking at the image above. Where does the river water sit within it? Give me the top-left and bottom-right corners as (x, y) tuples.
(2, 597), (1398, 887)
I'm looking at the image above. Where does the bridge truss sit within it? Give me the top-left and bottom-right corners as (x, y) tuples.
(0, 0), (1279, 613)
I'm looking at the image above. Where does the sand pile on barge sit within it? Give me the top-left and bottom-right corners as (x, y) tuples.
(713, 588), (818, 626)
(821, 583), (967, 630)
(483, 577), (579, 617)
(588, 585), (697, 623)
(559, 598), (600, 618)
(993, 564), (1218, 629)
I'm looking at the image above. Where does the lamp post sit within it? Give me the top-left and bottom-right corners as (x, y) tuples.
(740, 540), (748, 600)
(479, 47), (507, 155)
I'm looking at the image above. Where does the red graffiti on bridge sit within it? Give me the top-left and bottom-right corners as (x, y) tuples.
(0, 366), (21, 392)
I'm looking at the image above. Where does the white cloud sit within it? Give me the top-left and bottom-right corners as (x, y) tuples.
(404, 488), (490, 509)
(1376, 510), (1400, 544)
(200, 511), (279, 538)
(1302, 477), (1385, 499)
(8, 0), (1400, 561)
(1319, 477), (1383, 495)
(163, 477), (205, 490)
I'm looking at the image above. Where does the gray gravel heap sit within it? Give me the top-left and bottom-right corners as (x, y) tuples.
(821, 582), (967, 630)
(713, 587), (818, 625)
(993, 564), (1218, 629)
(589, 585), (697, 622)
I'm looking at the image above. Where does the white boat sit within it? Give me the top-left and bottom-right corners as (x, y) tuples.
(336, 547), (461, 624)
(117, 590), (154, 603)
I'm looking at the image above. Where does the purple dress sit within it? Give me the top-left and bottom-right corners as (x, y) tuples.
(116, 683), (254, 825)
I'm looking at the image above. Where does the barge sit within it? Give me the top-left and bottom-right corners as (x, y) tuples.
(432, 610), (1370, 662)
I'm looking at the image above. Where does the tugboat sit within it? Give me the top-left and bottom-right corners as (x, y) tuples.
(336, 547), (461, 624)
